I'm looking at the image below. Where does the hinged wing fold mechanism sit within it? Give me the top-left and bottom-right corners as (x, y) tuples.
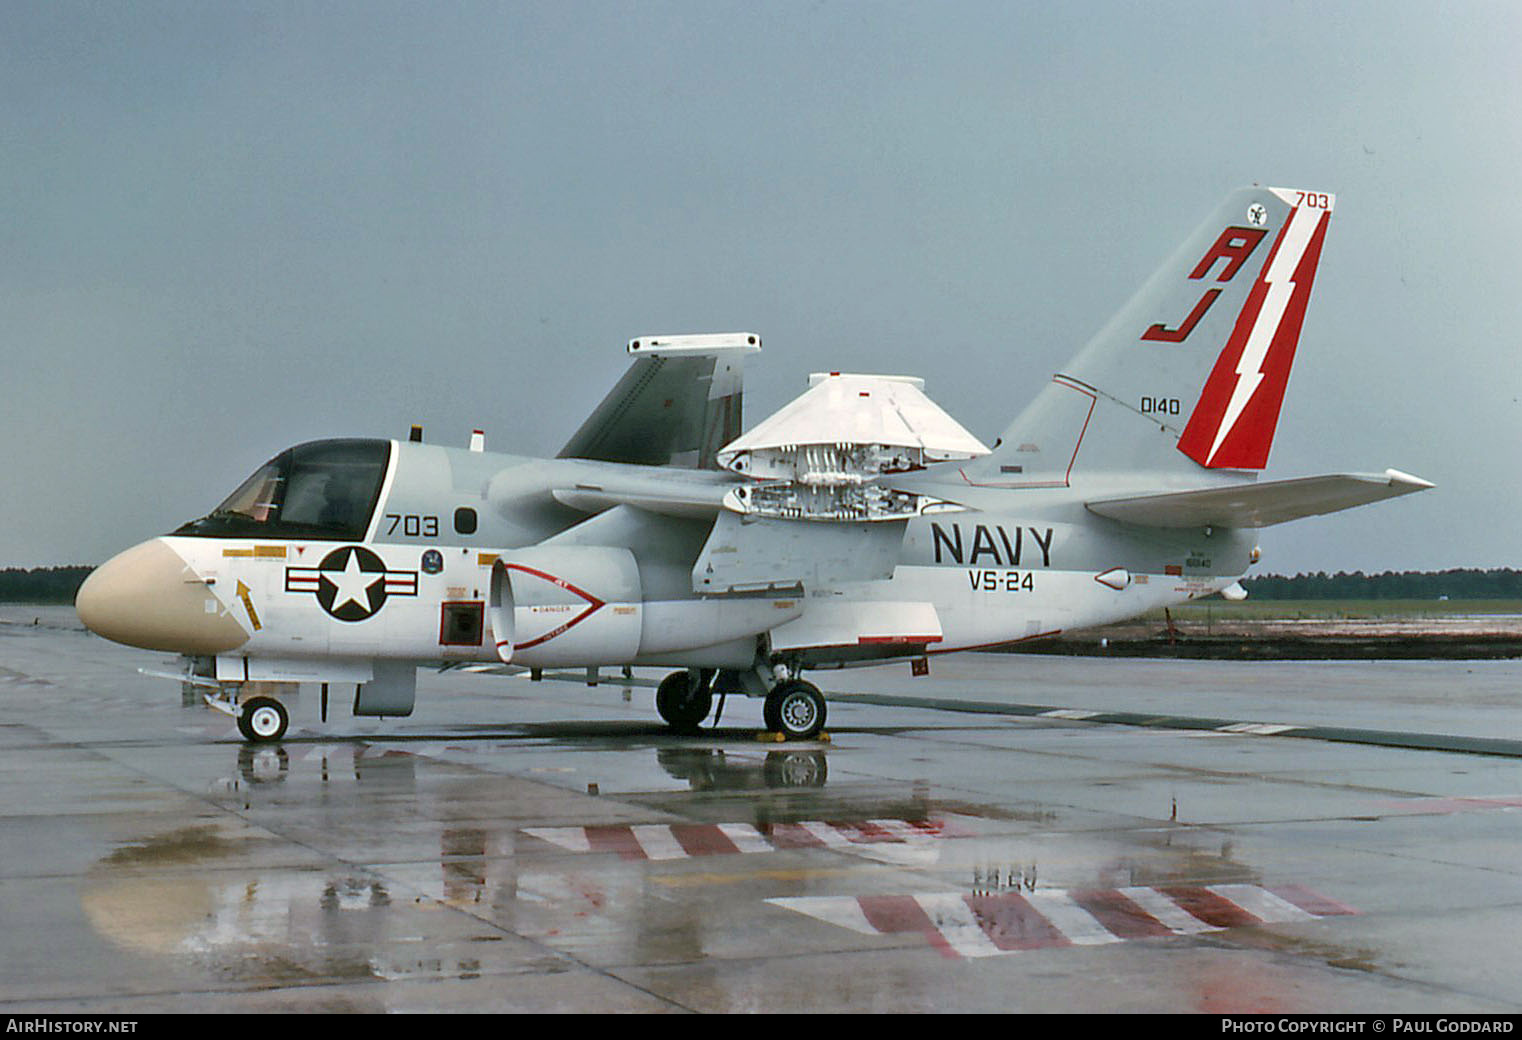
(717, 372), (989, 522)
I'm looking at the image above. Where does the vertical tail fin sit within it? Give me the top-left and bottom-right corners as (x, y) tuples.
(1175, 191), (1332, 469)
(966, 187), (1334, 489)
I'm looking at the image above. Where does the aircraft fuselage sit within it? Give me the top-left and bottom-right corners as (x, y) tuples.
(79, 437), (1249, 678)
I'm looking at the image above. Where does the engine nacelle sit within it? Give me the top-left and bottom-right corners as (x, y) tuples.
(489, 546), (643, 668)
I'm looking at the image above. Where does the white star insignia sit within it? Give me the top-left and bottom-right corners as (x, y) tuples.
(323, 549), (381, 614)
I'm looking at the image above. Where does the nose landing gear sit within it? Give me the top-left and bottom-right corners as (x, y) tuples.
(236, 696), (289, 742)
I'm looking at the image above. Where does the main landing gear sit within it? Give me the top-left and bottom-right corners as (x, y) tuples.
(654, 667), (827, 741)
(763, 679), (826, 740)
(655, 670), (713, 735)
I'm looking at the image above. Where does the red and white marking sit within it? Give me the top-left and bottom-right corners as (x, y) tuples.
(769, 883), (1355, 959)
(524, 818), (955, 865)
(1178, 192), (1333, 470)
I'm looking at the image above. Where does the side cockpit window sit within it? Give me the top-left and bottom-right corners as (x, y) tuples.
(176, 439), (390, 540)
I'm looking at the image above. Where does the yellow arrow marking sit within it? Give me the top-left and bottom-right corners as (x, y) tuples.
(235, 580), (262, 631)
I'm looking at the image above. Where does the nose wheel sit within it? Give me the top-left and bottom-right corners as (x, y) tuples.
(764, 679), (826, 740)
(237, 696), (289, 743)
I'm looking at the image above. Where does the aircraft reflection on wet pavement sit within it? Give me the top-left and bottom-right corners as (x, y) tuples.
(81, 738), (1362, 975)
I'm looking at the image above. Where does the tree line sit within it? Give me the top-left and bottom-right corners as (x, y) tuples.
(0, 567), (94, 603)
(1241, 569), (1522, 600)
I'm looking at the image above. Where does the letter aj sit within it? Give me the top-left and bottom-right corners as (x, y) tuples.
(1142, 225), (1266, 343)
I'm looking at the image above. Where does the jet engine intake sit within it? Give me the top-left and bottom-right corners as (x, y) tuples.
(489, 546), (643, 668)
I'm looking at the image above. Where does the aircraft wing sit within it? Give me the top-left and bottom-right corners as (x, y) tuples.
(557, 334), (760, 470)
(550, 465), (736, 519)
(1085, 470), (1433, 529)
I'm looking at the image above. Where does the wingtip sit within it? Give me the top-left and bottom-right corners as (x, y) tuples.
(1384, 468), (1435, 490)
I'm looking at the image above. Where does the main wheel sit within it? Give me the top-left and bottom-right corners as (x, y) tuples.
(655, 671), (713, 734)
(237, 696), (289, 743)
(764, 680), (826, 740)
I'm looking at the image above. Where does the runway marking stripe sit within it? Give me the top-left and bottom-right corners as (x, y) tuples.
(858, 895), (963, 960)
(631, 824), (688, 861)
(717, 822), (774, 855)
(523, 826), (592, 854)
(522, 818), (949, 860)
(1118, 885), (1217, 934)
(966, 892), (1071, 952)
(671, 823), (743, 858)
(768, 883), (1356, 959)
(1211, 883), (1317, 922)
(1028, 890), (1125, 945)
(1267, 883), (1357, 917)
(584, 826), (645, 859)
(1158, 885), (1260, 929)
(919, 892), (1007, 958)
(1070, 888), (1178, 940)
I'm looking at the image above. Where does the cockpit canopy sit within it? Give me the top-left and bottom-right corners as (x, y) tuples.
(174, 439), (390, 541)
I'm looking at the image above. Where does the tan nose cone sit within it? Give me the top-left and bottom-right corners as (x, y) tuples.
(76, 539), (249, 654)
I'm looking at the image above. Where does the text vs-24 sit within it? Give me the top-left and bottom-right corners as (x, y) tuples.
(968, 570), (1035, 592)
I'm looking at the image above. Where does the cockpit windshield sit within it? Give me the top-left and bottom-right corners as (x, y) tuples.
(175, 439), (391, 540)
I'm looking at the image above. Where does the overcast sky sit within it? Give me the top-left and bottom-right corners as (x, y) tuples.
(4, 1), (1518, 573)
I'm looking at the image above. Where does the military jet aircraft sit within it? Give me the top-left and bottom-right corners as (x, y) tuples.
(77, 186), (1432, 743)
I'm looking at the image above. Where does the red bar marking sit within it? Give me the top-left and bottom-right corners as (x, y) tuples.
(965, 893), (1071, 952)
(583, 825), (645, 860)
(1069, 889), (1175, 939)
(824, 820), (888, 844)
(1159, 885), (1260, 928)
(844, 820), (897, 843)
(767, 823), (828, 850)
(1268, 884), (1357, 918)
(671, 824), (741, 857)
(858, 895), (959, 960)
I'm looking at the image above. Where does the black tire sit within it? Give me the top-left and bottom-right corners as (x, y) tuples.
(238, 696), (289, 743)
(765, 680), (826, 740)
(655, 671), (712, 734)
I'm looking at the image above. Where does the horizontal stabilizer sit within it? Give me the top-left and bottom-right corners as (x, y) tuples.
(1085, 470), (1433, 529)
